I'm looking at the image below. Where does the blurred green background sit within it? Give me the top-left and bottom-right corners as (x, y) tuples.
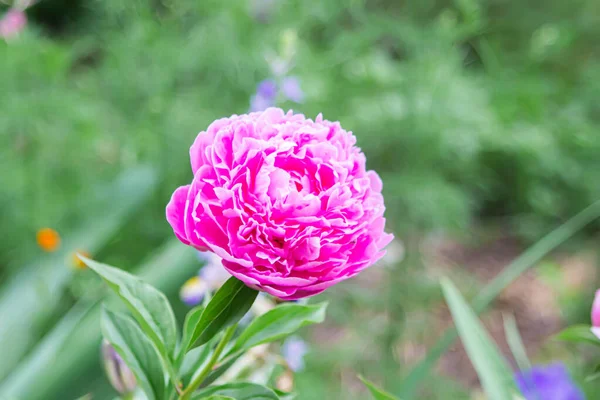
(1, 0), (600, 399)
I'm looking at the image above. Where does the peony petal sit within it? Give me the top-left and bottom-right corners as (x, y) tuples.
(166, 185), (191, 245)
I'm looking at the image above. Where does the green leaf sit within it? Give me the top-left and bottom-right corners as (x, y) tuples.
(554, 325), (600, 346)
(189, 277), (258, 349)
(0, 240), (199, 400)
(0, 301), (95, 398)
(227, 302), (327, 356)
(82, 257), (178, 359)
(191, 382), (280, 400)
(503, 314), (531, 371)
(199, 353), (242, 389)
(441, 279), (515, 400)
(178, 306), (205, 364)
(101, 308), (166, 400)
(273, 390), (296, 400)
(359, 376), (400, 400)
(0, 167), (157, 382)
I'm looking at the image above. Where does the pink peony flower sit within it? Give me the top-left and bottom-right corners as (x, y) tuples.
(0, 9), (27, 39)
(592, 289), (600, 339)
(166, 107), (393, 300)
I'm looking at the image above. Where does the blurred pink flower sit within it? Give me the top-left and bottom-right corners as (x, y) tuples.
(592, 289), (600, 339)
(166, 107), (393, 300)
(0, 9), (26, 39)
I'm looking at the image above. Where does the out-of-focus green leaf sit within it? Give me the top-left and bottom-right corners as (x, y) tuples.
(0, 301), (95, 398)
(273, 389), (296, 400)
(0, 240), (197, 400)
(227, 302), (327, 357)
(359, 376), (400, 400)
(101, 308), (166, 400)
(82, 256), (178, 360)
(202, 396), (235, 400)
(441, 279), (515, 400)
(189, 277), (258, 349)
(0, 167), (156, 382)
(554, 325), (600, 347)
(191, 382), (280, 400)
(585, 364), (600, 382)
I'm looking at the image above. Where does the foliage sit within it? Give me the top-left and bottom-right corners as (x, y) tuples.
(2, 0), (600, 399)
(82, 256), (327, 400)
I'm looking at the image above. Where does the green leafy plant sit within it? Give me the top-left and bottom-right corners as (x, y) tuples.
(80, 256), (327, 400)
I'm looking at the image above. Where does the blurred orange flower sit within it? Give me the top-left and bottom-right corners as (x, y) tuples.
(36, 228), (61, 252)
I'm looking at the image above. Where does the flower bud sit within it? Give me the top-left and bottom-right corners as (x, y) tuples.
(592, 289), (600, 339)
(101, 340), (137, 395)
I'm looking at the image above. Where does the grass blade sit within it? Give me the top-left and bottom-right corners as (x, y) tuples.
(503, 313), (531, 371)
(441, 279), (515, 400)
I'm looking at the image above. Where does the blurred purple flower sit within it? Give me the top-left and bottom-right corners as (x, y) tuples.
(281, 76), (304, 103)
(281, 336), (308, 372)
(0, 9), (26, 39)
(257, 79), (277, 98)
(250, 77), (304, 111)
(250, 94), (274, 112)
(250, 79), (277, 112)
(179, 276), (209, 306)
(515, 363), (585, 400)
(101, 340), (137, 395)
(180, 252), (231, 306)
(198, 251), (230, 286)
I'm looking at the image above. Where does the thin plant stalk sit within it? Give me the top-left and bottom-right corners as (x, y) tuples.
(179, 324), (237, 400)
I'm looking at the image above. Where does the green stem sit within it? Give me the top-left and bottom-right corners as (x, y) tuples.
(179, 324), (237, 400)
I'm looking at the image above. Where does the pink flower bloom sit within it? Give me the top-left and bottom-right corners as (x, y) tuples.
(166, 108), (393, 300)
(0, 9), (26, 39)
(592, 289), (600, 339)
